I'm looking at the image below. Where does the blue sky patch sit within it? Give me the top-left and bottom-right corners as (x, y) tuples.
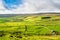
(3, 0), (23, 10)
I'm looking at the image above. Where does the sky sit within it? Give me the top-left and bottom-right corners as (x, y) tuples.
(0, 0), (60, 14)
(3, 0), (23, 10)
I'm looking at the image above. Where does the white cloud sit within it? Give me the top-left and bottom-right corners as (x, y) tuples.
(0, 0), (60, 14)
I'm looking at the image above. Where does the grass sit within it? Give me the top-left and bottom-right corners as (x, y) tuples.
(0, 14), (60, 40)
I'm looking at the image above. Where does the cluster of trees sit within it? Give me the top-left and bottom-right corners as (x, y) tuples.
(41, 17), (51, 19)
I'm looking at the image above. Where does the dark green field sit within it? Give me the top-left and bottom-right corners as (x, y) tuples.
(0, 13), (60, 40)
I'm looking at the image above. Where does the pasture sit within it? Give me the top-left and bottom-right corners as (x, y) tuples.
(0, 13), (60, 40)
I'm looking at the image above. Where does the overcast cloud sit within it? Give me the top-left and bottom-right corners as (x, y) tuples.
(0, 0), (60, 14)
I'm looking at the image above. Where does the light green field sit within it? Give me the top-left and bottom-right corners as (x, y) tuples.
(0, 14), (60, 40)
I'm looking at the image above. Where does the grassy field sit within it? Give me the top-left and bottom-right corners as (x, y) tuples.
(0, 13), (60, 40)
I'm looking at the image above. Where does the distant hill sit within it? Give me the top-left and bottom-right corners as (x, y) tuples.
(0, 13), (60, 18)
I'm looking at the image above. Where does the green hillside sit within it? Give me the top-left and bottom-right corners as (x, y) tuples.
(0, 13), (60, 40)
